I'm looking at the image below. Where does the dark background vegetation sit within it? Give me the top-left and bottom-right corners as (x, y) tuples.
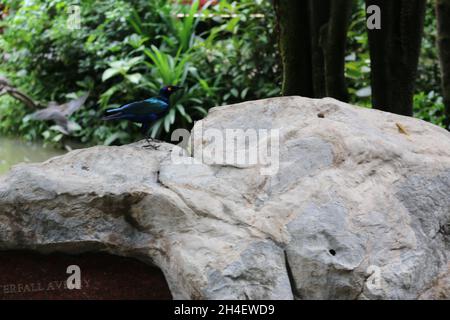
(0, 0), (448, 148)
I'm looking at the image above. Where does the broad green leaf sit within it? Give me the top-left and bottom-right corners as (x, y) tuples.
(177, 104), (192, 123)
(150, 118), (163, 138)
(102, 68), (120, 82)
(109, 60), (125, 69)
(164, 113), (171, 132)
(104, 132), (126, 146)
(126, 73), (142, 84)
(192, 106), (208, 116)
(52, 133), (64, 142)
(168, 108), (176, 124)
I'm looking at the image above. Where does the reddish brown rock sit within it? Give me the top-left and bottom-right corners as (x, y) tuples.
(0, 251), (172, 300)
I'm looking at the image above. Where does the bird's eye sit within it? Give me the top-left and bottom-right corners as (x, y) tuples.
(168, 87), (172, 91)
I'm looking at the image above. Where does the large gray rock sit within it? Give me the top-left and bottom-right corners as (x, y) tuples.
(0, 96), (449, 299)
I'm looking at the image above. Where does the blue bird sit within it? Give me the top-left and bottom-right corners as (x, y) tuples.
(102, 85), (183, 148)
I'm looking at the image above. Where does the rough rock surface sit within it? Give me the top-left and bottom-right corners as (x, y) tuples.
(0, 96), (449, 299)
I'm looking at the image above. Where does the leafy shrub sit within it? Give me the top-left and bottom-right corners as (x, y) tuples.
(0, 0), (445, 149)
(0, 0), (280, 146)
(344, 0), (445, 128)
(413, 91), (446, 127)
(345, 0), (372, 107)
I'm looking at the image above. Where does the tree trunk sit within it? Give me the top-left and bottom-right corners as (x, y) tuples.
(436, 0), (450, 129)
(274, 0), (314, 97)
(275, 0), (353, 101)
(323, 0), (353, 102)
(366, 0), (426, 116)
(308, 0), (330, 98)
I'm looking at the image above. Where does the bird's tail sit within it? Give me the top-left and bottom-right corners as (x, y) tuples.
(102, 111), (124, 121)
(102, 107), (124, 121)
(105, 106), (122, 113)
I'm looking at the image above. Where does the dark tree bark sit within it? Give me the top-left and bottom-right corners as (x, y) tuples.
(274, 0), (353, 101)
(366, 0), (426, 116)
(323, 0), (353, 102)
(308, 0), (330, 98)
(436, 0), (450, 129)
(274, 0), (313, 97)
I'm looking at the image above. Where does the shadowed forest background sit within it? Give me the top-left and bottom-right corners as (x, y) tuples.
(0, 0), (449, 149)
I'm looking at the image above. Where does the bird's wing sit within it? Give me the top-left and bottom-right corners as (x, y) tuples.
(31, 109), (64, 121)
(60, 93), (89, 116)
(118, 98), (168, 115)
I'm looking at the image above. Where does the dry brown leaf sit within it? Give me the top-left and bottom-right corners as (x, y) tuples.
(396, 122), (410, 136)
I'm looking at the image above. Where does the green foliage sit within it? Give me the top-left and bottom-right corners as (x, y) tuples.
(196, 0), (281, 104)
(413, 91), (446, 127)
(344, 0), (445, 125)
(345, 0), (372, 107)
(0, 0), (280, 147)
(0, 0), (446, 149)
(414, 2), (448, 129)
(417, 1), (442, 95)
(0, 97), (47, 141)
